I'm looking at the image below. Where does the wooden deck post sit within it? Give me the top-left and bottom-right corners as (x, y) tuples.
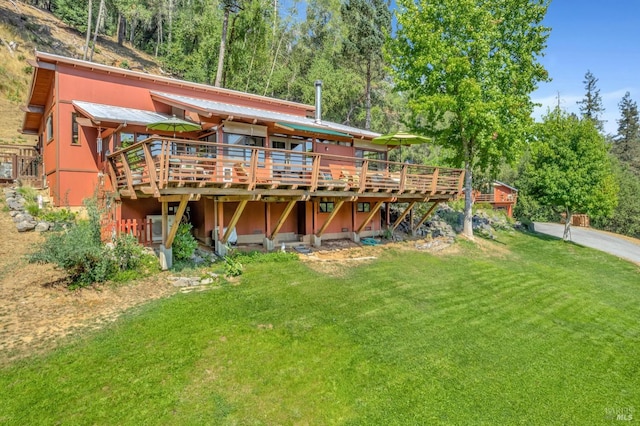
(141, 141), (159, 197)
(413, 202), (440, 233)
(223, 200), (248, 243)
(119, 152), (137, 199)
(316, 199), (345, 237)
(391, 201), (416, 232)
(430, 168), (440, 195)
(165, 195), (189, 248)
(356, 200), (384, 234)
(270, 199), (297, 240)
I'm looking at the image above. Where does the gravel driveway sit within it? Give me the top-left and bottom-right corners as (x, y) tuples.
(534, 222), (640, 264)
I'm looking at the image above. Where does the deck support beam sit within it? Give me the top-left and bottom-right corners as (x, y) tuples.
(391, 201), (416, 232)
(315, 199), (345, 238)
(413, 202), (440, 235)
(355, 200), (384, 236)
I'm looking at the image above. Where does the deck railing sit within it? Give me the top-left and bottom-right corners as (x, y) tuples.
(107, 137), (464, 198)
(474, 193), (518, 203)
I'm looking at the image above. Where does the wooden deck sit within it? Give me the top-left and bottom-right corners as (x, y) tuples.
(107, 137), (465, 202)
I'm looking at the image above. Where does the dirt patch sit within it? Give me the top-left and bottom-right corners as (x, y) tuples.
(0, 205), (179, 366)
(299, 237), (458, 277)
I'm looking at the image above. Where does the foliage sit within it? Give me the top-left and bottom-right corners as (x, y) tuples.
(518, 108), (618, 240)
(172, 222), (197, 261)
(3, 232), (640, 424)
(341, 0), (391, 129)
(577, 70), (605, 132)
(390, 0), (550, 237)
(223, 255), (243, 277)
(611, 91), (640, 173)
(591, 159), (640, 238)
(28, 197), (154, 287)
(231, 250), (298, 265)
(29, 219), (113, 288)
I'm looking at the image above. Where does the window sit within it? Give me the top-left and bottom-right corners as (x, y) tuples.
(355, 149), (386, 171)
(71, 113), (79, 145)
(357, 202), (370, 213)
(120, 132), (135, 148)
(223, 133), (265, 161)
(46, 114), (53, 142)
(319, 202), (334, 213)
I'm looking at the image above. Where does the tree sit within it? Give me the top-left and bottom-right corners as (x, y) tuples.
(577, 70), (605, 132)
(612, 91), (640, 173)
(341, 0), (391, 130)
(521, 108), (617, 241)
(83, 0), (93, 60)
(390, 0), (550, 238)
(215, 0), (243, 87)
(591, 158), (640, 239)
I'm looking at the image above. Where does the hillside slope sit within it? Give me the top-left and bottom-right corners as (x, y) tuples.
(0, 0), (164, 144)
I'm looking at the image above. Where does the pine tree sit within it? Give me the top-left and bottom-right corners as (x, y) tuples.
(613, 92), (640, 173)
(577, 70), (605, 132)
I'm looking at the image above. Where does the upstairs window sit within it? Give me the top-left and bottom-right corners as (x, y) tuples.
(46, 114), (53, 142)
(71, 113), (79, 145)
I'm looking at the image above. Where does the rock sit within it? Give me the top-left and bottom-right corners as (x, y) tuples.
(9, 210), (19, 217)
(16, 221), (36, 232)
(200, 277), (214, 285)
(35, 222), (49, 232)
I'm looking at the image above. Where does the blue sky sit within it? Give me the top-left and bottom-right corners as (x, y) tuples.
(532, 1), (640, 135)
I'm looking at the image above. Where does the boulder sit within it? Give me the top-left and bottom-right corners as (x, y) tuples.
(16, 221), (36, 232)
(35, 222), (50, 232)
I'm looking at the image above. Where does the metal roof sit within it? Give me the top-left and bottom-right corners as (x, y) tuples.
(493, 181), (518, 192)
(150, 91), (381, 140)
(275, 122), (352, 138)
(72, 101), (170, 126)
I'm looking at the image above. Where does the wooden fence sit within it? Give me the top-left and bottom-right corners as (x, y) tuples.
(0, 144), (42, 186)
(102, 218), (154, 246)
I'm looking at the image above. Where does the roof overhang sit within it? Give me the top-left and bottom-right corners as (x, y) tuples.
(72, 101), (171, 127)
(151, 91), (380, 141)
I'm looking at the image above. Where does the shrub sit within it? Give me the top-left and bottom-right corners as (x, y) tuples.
(224, 256), (243, 277)
(28, 196), (154, 288)
(29, 219), (114, 288)
(173, 222), (198, 261)
(474, 202), (494, 212)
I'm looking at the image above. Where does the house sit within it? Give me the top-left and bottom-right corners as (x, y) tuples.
(21, 51), (464, 260)
(473, 181), (518, 217)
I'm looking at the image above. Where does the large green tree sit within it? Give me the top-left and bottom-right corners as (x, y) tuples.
(577, 70), (605, 132)
(521, 108), (618, 241)
(341, 0), (391, 130)
(390, 0), (550, 237)
(612, 91), (640, 173)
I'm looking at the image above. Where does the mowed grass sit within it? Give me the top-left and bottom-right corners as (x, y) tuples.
(1, 232), (639, 425)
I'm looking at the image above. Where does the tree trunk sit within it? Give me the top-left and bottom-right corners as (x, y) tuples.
(463, 139), (474, 238)
(83, 0), (93, 61)
(168, 0), (173, 45)
(365, 59), (372, 130)
(89, 0), (105, 62)
(117, 14), (125, 46)
(130, 19), (136, 46)
(563, 208), (572, 241)
(214, 8), (230, 88)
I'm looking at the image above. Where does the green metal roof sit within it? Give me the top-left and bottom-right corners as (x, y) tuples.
(276, 122), (352, 138)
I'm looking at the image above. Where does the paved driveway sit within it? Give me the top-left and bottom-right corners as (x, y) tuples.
(534, 222), (640, 264)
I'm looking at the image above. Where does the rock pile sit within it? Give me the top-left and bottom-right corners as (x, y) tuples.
(3, 187), (52, 233)
(388, 203), (515, 240)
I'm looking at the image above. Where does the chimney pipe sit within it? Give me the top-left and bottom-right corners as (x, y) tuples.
(314, 80), (322, 124)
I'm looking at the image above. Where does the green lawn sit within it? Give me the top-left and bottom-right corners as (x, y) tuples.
(1, 232), (639, 425)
